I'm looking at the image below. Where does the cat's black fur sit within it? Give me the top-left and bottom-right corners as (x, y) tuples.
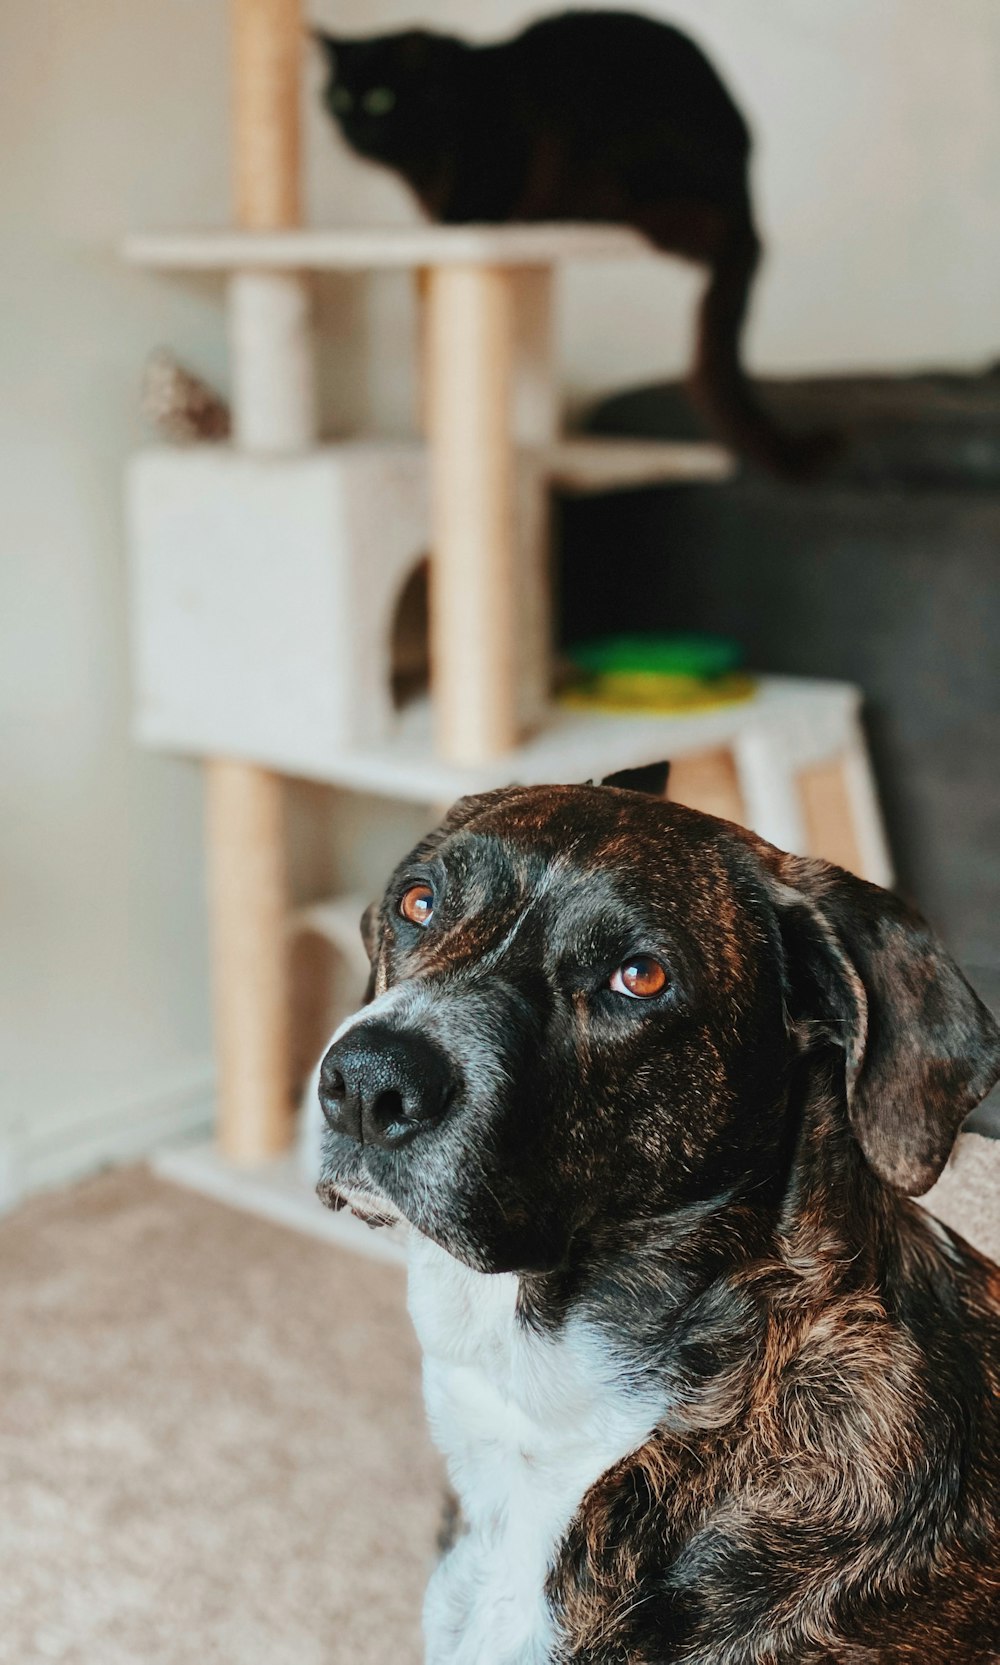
(315, 10), (830, 478)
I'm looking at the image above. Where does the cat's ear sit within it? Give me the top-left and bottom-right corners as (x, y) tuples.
(767, 854), (1000, 1194)
(396, 28), (434, 68)
(310, 28), (340, 66)
(600, 762), (671, 798)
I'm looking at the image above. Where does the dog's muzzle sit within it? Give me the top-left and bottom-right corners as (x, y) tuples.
(318, 1022), (459, 1151)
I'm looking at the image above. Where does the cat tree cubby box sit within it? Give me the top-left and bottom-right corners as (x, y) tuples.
(126, 221), (891, 1193)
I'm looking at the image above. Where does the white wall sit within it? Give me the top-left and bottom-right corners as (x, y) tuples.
(0, 0), (231, 1201)
(2, 0), (997, 1204)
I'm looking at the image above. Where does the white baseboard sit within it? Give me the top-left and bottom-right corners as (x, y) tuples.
(8, 1063), (216, 1209)
(1, 1062), (407, 1272)
(0, 1137), (24, 1213)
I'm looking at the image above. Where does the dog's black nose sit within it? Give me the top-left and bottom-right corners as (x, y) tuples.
(318, 1023), (457, 1150)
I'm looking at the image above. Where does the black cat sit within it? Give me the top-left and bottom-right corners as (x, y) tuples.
(315, 10), (830, 478)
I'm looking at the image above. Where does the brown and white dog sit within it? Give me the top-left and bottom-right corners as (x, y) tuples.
(317, 769), (1000, 1664)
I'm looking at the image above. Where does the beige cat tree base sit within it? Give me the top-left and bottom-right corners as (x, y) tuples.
(126, 0), (890, 1173)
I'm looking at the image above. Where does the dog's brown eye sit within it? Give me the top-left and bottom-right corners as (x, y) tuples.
(610, 956), (667, 999)
(399, 883), (434, 927)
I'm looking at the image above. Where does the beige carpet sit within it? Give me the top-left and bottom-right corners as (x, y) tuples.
(0, 1167), (441, 1665)
(1, 1139), (997, 1665)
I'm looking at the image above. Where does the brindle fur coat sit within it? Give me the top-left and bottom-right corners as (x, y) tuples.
(319, 779), (1000, 1663)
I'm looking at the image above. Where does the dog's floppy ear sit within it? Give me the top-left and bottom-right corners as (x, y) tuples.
(770, 855), (1000, 1195)
(601, 761), (670, 798)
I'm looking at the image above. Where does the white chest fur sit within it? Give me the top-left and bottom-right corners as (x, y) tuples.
(407, 1236), (669, 1665)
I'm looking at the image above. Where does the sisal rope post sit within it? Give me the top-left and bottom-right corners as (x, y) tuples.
(205, 759), (293, 1162)
(424, 264), (520, 763)
(231, 0), (302, 230)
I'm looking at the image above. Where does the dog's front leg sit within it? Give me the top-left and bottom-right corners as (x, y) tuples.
(423, 1531), (562, 1665)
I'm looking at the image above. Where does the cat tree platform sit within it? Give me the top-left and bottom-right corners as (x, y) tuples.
(124, 222), (650, 269)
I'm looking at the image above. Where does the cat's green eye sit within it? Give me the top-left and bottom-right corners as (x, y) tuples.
(331, 85), (353, 114)
(363, 86), (396, 116)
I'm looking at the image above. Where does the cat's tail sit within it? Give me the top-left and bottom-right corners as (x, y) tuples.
(689, 225), (838, 481)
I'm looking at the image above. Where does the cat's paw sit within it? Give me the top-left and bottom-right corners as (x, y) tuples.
(766, 424), (844, 483)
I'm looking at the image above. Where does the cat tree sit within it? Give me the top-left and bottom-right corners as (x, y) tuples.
(126, 0), (890, 1187)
